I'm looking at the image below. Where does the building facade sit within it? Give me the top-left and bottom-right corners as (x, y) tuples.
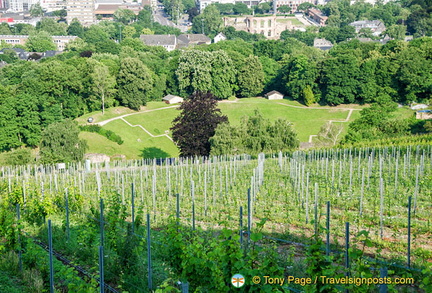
(274, 0), (316, 13)
(223, 15), (294, 39)
(349, 20), (386, 36)
(198, 0), (260, 12)
(307, 8), (327, 26)
(8, 0), (38, 12)
(0, 35), (77, 51)
(140, 34), (211, 51)
(66, 0), (95, 26)
(40, 0), (67, 12)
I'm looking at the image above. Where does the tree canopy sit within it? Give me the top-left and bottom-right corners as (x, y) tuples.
(40, 120), (88, 163)
(210, 110), (299, 155)
(171, 91), (228, 157)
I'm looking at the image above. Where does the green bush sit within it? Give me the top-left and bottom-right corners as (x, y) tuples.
(80, 125), (124, 145)
(5, 148), (33, 166)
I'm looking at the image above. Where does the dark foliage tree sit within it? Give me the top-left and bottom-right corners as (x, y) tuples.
(40, 120), (87, 163)
(67, 19), (85, 37)
(171, 91), (228, 157)
(187, 7), (199, 22)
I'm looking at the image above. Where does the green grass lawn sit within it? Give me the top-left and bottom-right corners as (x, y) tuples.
(276, 18), (304, 26)
(75, 102), (173, 125)
(125, 107), (179, 136)
(81, 98), (367, 159)
(219, 98), (352, 142)
(80, 119), (179, 159)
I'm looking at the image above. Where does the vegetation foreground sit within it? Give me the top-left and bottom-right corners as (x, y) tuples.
(0, 146), (431, 292)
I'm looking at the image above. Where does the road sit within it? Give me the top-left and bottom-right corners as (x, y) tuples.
(153, 3), (190, 32)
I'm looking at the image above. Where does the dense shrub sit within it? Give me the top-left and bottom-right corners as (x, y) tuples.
(79, 125), (124, 145)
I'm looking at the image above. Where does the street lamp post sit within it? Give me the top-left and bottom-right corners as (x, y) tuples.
(201, 19), (204, 34)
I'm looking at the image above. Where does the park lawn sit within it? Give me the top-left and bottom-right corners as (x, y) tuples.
(84, 99), (418, 159)
(75, 102), (173, 125)
(124, 107), (179, 136)
(276, 18), (304, 26)
(75, 107), (136, 124)
(81, 119), (179, 159)
(218, 98), (353, 142)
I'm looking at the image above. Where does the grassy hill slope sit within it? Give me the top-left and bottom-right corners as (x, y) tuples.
(78, 99), (414, 159)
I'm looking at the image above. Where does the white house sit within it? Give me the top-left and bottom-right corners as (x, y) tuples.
(265, 90), (284, 100)
(213, 32), (227, 43)
(163, 94), (184, 104)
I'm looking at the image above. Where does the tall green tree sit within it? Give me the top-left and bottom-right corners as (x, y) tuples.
(40, 120), (87, 163)
(233, 3), (250, 15)
(91, 64), (117, 114)
(67, 19), (85, 37)
(284, 54), (319, 103)
(176, 50), (213, 95)
(137, 6), (153, 26)
(278, 5), (292, 14)
(237, 55), (264, 97)
(192, 5), (223, 36)
(15, 94), (42, 147)
(176, 50), (236, 98)
(210, 50), (236, 99)
(117, 57), (153, 110)
(0, 89), (20, 151)
(30, 3), (44, 17)
(320, 50), (360, 105)
(171, 91), (228, 157)
(394, 46), (432, 102)
(114, 9), (136, 24)
(36, 18), (67, 35)
(26, 31), (56, 52)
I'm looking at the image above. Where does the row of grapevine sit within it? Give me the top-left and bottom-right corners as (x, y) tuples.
(0, 146), (431, 292)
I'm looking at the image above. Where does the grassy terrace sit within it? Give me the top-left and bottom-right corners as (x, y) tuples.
(276, 18), (304, 26)
(77, 98), (375, 159)
(77, 98), (416, 159)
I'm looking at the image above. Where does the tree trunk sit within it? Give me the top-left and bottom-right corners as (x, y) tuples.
(102, 92), (105, 115)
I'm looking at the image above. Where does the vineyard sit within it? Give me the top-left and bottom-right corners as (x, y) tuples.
(1, 145), (431, 292)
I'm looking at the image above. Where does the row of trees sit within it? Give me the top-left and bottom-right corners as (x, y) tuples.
(0, 34), (431, 151)
(320, 0), (432, 37)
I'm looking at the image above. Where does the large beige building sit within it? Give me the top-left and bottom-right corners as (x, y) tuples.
(66, 0), (96, 26)
(224, 15), (294, 39)
(40, 0), (67, 12)
(8, 0), (38, 12)
(0, 35), (77, 51)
